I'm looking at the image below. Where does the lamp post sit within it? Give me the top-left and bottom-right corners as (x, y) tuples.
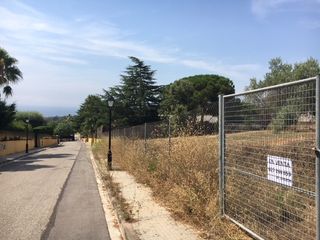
(107, 96), (114, 170)
(25, 119), (29, 153)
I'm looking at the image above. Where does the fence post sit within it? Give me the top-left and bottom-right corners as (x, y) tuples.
(168, 117), (171, 157)
(219, 94), (225, 216)
(316, 75), (320, 240)
(144, 122), (147, 154)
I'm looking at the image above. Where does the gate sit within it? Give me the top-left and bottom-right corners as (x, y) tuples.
(219, 76), (319, 239)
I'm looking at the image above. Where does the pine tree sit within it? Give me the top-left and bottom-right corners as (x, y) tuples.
(106, 56), (161, 126)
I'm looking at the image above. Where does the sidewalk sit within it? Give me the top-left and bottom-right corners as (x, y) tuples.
(110, 171), (203, 240)
(42, 142), (111, 240)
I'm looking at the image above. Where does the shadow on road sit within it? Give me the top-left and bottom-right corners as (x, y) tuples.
(24, 154), (73, 160)
(0, 153), (74, 172)
(0, 160), (54, 172)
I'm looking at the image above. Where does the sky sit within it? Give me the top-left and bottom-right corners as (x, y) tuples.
(0, 0), (319, 116)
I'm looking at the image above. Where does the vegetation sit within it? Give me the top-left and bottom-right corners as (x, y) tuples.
(15, 111), (46, 128)
(160, 74), (234, 130)
(100, 134), (250, 239)
(103, 56), (162, 127)
(0, 101), (16, 130)
(79, 56), (319, 238)
(75, 95), (106, 137)
(92, 141), (135, 223)
(0, 47), (23, 97)
(53, 120), (75, 137)
(247, 57), (320, 90)
(0, 47), (22, 130)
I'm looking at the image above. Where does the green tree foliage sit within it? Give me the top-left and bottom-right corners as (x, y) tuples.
(0, 47), (23, 97)
(76, 95), (106, 137)
(247, 57), (320, 90)
(103, 56), (161, 126)
(0, 100), (16, 130)
(270, 105), (299, 133)
(245, 57), (320, 133)
(15, 111), (46, 128)
(53, 121), (75, 137)
(33, 125), (54, 135)
(160, 74), (234, 124)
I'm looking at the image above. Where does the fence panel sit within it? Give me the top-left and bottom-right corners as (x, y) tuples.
(221, 77), (318, 239)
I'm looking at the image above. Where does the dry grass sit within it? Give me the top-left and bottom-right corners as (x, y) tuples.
(94, 128), (315, 239)
(91, 142), (135, 223)
(224, 130), (316, 240)
(111, 134), (251, 239)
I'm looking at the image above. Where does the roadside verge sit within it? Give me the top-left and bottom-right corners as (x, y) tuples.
(89, 144), (138, 240)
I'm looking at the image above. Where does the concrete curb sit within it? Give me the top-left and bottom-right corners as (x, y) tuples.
(88, 145), (140, 240)
(88, 145), (130, 240)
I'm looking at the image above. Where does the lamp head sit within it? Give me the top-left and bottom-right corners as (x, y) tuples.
(107, 96), (114, 108)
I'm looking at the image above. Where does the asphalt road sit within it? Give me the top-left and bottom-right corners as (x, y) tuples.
(0, 141), (110, 240)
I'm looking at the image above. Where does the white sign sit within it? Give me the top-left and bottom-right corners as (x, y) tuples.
(267, 155), (293, 187)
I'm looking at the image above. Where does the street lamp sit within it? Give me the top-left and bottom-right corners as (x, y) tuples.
(107, 96), (114, 170)
(25, 119), (29, 153)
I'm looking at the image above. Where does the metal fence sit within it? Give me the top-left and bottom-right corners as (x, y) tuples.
(110, 102), (219, 139)
(219, 76), (319, 240)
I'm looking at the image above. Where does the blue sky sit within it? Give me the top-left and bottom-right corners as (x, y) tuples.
(1, 0), (319, 116)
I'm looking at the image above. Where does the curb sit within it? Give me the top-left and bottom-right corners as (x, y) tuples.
(88, 145), (139, 240)
(88, 146), (127, 240)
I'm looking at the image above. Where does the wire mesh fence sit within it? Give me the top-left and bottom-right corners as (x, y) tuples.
(220, 76), (318, 240)
(110, 102), (220, 140)
(102, 76), (319, 239)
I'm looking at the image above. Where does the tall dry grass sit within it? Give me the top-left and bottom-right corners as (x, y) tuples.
(224, 130), (316, 240)
(110, 135), (251, 239)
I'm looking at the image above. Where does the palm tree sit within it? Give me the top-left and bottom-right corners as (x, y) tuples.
(0, 47), (23, 97)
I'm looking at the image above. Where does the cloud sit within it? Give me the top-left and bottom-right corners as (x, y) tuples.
(251, 0), (320, 18)
(299, 19), (320, 29)
(251, 0), (296, 18)
(1, 1), (259, 76)
(2, 0), (263, 109)
(180, 60), (261, 81)
(0, 2), (174, 65)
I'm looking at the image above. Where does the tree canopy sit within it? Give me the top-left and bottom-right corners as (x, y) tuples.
(15, 111), (46, 128)
(103, 56), (161, 127)
(247, 57), (320, 90)
(160, 74), (234, 122)
(53, 120), (75, 137)
(0, 47), (23, 97)
(0, 101), (16, 130)
(75, 95), (107, 137)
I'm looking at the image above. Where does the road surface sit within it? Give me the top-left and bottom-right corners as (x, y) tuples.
(0, 141), (110, 240)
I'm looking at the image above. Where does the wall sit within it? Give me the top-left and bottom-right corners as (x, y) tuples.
(0, 140), (35, 157)
(41, 138), (58, 147)
(0, 132), (58, 157)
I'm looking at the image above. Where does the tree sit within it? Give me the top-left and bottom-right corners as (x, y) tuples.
(54, 121), (75, 137)
(0, 47), (23, 97)
(15, 111), (46, 128)
(104, 56), (161, 126)
(0, 100), (16, 130)
(76, 95), (107, 137)
(247, 57), (320, 90)
(160, 74), (235, 124)
(245, 57), (320, 132)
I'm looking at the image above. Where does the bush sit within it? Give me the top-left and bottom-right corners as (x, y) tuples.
(270, 105), (298, 133)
